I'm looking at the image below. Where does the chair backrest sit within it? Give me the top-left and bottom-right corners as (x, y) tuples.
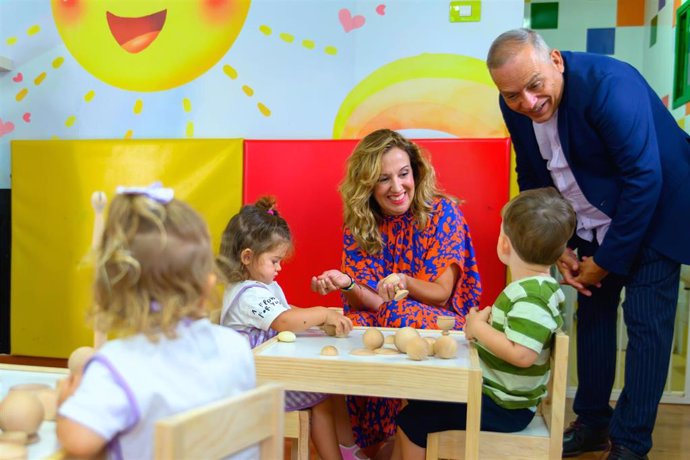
(154, 383), (285, 460)
(426, 329), (570, 460)
(540, 329), (569, 457)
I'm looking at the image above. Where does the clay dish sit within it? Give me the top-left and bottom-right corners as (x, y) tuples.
(0, 442), (27, 460)
(436, 315), (455, 335)
(350, 348), (375, 356)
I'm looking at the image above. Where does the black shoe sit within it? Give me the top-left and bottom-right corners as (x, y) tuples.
(604, 443), (649, 460)
(562, 419), (609, 457)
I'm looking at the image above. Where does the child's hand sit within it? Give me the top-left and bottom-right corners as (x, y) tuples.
(311, 270), (352, 295)
(464, 306), (491, 341)
(57, 371), (83, 407)
(325, 309), (353, 336)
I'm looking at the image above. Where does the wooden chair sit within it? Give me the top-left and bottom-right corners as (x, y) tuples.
(154, 383), (285, 460)
(426, 330), (569, 460)
(285, 409), (311, 460)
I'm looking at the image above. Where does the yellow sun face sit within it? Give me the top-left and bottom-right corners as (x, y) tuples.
(52, 0), (251, 92)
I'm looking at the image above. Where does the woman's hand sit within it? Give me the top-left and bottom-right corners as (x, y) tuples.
(464, 306), (491, 341)
(376, 273), (407, 302)
(325, 309), (354, 336)
(311, 269), (352, 295)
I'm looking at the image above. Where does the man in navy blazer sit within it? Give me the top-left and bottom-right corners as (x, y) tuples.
(486, 28), (690, 460)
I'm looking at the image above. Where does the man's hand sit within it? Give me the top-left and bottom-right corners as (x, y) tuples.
(556, 248), (607, 296)
(572, 256), (607, 296)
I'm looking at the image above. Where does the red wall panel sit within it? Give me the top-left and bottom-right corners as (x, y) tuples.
(243, 138), (510, 312)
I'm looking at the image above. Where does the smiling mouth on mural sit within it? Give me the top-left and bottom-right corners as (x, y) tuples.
(106, 10), (167, 54)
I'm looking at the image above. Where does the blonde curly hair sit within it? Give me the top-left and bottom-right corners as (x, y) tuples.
(91, 194), (215, 340)
(340, 129), (444, 254)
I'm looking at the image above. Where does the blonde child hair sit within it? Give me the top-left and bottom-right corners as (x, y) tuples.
(91, 188), (216, 339)
(58, 184), (256, 460)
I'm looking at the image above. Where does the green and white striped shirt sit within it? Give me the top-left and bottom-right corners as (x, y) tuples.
(477, 275), (565, 409)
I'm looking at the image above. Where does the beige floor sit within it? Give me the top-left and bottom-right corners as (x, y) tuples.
(284, 400), (690, 459)
(565, 400), (690, 460)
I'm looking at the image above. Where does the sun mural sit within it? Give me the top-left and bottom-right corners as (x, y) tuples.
(51, 0), (251, 91)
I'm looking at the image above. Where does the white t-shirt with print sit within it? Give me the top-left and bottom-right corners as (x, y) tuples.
(221, 280), (291, 333)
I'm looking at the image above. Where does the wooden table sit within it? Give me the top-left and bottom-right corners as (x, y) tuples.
(253, 327), (482, 460)
(0, 363), (68, 459)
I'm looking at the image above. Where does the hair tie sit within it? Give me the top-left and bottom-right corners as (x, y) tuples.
(150, 300), (161, 312)
(267, 209), (275, 215)
(116, 181), (174, 204)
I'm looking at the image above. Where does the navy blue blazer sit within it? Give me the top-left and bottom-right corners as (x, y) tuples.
(501, 51), (690, 275)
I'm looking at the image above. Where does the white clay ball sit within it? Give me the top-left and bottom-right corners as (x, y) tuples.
(406, 337), (430, 361)
(277, 331), (296, 342)
(394, 327), (420, 353)
(68, 346), (96, 374)
(320, 345), (339, 356)
(434, 336), (458, 359)
(362, 328), (384, 350)
(0, 391), (44, 435)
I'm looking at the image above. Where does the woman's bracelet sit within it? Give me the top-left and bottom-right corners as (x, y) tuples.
(341, 274), (356, 291)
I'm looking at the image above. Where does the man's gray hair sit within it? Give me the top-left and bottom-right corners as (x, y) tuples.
(487, 28), (551, 69)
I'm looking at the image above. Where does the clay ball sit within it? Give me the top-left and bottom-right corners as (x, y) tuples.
(406, 337), (430, 361)
(434, 336), (458, 359)
(394, 327), (420, 353)
(320, 345), (339, 356)
(9, 384), (58, 421)
(0, 391), (44, 435)
(323, 324), (349, 338)
(362, 328), (384, 350)
(277, 331), (296, 342)
(68, 346), (96, 374)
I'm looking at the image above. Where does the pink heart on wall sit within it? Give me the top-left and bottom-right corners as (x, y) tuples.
(12, 72), (23, 83)
(376, 4), (386, 16)
(0, 118), (15, 136)
(22, 113), (31, 123)
(339, 8), (365, 32)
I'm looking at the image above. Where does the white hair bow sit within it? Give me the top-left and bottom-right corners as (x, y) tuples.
(115, 182), (174, 204)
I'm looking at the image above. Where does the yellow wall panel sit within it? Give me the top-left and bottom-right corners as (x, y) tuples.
(11, 139), (243, 358)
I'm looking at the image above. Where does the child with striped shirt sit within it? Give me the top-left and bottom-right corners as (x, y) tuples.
(393, 187), (576, 460)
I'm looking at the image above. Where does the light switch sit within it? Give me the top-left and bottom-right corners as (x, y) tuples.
(449, 1), (482, 23)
